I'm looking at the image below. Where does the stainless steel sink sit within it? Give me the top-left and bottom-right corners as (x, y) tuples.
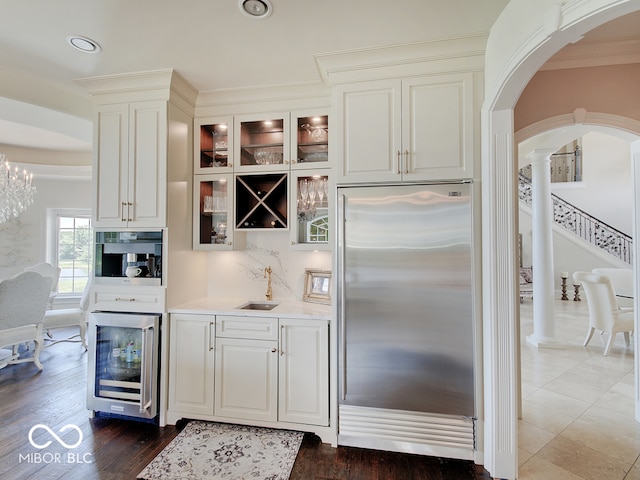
(237, 301), (280, 311)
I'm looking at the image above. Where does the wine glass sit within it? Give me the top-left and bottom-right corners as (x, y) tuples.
(315, 178), (324, 207)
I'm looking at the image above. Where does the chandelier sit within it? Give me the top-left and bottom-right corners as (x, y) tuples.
(0, 154), (36, 224)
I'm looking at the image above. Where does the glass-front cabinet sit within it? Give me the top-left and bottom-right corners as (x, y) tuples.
(291, 110), (329, 170)
(234, 113), (290, 172)
(291, 171), (330, 250)
(194, 117), (233, 174)
(193, 174), (238, 250)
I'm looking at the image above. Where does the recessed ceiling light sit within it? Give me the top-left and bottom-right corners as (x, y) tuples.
(238, 0), (272, 19)
(67, 35), (101, 53)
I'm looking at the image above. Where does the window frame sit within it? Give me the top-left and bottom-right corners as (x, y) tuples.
(47, 208), (93, 296)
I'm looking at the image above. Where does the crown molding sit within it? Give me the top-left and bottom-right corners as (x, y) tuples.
(195, 81), (331, 117)
(314, 33), (488, 85)
(75, 69), (198, 108)
(540, 36), (640, 70)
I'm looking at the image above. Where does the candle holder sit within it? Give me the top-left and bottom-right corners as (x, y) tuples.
(561, 277), (569, 300)
(573, 284), (581, 301)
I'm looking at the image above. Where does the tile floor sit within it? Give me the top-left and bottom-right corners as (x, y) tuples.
(518, 296), (640, 479)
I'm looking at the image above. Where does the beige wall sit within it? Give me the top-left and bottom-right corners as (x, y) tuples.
(514, 64), (640, 131)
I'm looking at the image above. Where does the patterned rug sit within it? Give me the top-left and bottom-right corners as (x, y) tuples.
(137, 421), (304, 480)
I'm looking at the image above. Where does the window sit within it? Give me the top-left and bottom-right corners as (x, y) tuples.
(53, 212), (93, 295)
(307, 215), (329, 243)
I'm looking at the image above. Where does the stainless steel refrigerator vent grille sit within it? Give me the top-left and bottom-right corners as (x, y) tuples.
(339, 405), (475, 460)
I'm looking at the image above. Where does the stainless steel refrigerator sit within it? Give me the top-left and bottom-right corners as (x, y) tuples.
(337, 182), (476, 459)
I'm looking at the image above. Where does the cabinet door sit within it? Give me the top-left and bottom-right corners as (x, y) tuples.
(278, 318), (329, 426)
(127, 101), (167, 228)
(168, 314), (215, 416)
(93, 104), (129, 227)
(234, 112), (290, 172)
(93, 101), (167, 228)
(402, 73), (474, 180)
(291, 109), (329, 170)
(194, 117), (233, 174)
(193, 173), (239, 250)
(290, 171), (330, 250)
(215, 337), (278, 422)
(336, 80), (402, 183)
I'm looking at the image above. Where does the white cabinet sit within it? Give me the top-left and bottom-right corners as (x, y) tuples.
(194, 117), (233, 174)
(167, 313), (215, 416)
(290, 110), (330, 170)
(290, 170), (330, 250)
(214, 315), (279, 422)
(166, 313), (329, 429)
(279, 318), (329, 426)
(93, 100), (167, 227)
(336, 73), (474, 183)
(193, 173), (242, 250)
(234, 112), (290, 172)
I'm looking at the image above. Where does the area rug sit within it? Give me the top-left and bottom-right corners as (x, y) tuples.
(137, 421), (304, 480)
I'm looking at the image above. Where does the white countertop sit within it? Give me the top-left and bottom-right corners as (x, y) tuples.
(169, 296), (332, 320)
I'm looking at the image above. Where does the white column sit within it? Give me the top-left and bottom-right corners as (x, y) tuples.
(527, 149), (560, 348)
(481, 108), (518, 479)
(630, 139), (640, 423)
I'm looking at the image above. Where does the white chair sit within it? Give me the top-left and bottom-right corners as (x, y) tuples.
(0, 271), (53, 370)
(573, 271), (634, 355)
(593, 268), (634, 308)
(42, 279), (91, 350)
(24, 262), (61, 310)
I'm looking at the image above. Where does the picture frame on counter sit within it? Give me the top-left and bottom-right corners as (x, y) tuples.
(303, 268), (331, 305)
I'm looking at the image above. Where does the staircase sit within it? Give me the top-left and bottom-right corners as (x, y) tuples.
(518, 172), (632, 264)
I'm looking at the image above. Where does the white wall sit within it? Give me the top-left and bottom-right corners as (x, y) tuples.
(0, 175), (91, 278)
(519, 131), (632, 289)
(551, 131), (632, 235)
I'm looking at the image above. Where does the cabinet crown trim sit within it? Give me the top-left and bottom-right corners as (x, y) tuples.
(76, 68), (198, 106)
(315, 34), (487, 85)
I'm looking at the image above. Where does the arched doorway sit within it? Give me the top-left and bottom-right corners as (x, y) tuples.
(482, 2), (640, 478)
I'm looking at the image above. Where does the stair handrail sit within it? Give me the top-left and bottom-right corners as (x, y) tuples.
(518, 172), (632, 264)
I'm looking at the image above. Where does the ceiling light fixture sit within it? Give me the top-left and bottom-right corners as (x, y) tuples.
(67, 35), (101, 53)
(238, 0), (272, 19)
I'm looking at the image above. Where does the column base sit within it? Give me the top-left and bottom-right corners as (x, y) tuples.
(526, 334), (563, 349)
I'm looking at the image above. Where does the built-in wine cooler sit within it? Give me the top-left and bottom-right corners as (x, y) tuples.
(87, 311), (160, 421)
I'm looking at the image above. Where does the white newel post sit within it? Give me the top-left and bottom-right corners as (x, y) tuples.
(527, 149), (560, 348)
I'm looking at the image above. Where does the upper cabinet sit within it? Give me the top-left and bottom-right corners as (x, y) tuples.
(193, 173), (241, 250)
(194, 117), (233, 174)
(235, 112), (290, 172)
(291, 110), (330, 170)
(93, 100), (167, 228)
(336, 73), (474, 183)
(194, 110), (330, 175)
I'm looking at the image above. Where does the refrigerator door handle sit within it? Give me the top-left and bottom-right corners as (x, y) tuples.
(338, 193), (347, 401)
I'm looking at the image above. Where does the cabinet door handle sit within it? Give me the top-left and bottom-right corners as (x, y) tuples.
(404, 150), (409, 174)
(228, 163), (233, 168)
(127, 202), (133, 222)
(396, 150), (402, 174)
(209, 322), (215, 351)
(121, 202), (127, 222)
(271, 347), (277, 353)
(280, 325), (285, 355)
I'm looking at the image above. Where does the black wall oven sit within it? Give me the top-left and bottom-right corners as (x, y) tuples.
(87, 312), (160, 421)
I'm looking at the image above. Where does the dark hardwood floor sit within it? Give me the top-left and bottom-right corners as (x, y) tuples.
(0, 329), (491, 480)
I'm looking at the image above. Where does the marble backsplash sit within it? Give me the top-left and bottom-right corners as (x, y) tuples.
(206, 231), (332, 302)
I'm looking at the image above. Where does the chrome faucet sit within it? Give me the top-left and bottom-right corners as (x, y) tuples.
(264, 266), (273, 301)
